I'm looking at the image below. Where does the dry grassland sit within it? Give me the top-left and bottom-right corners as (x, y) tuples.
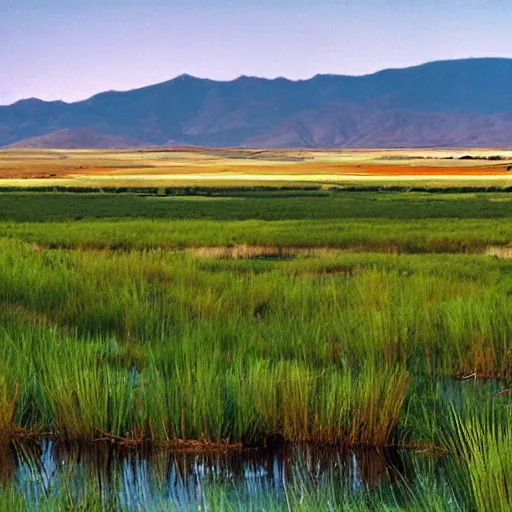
(0, 147), (511, 188)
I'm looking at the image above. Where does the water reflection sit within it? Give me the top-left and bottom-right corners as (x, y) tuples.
(0, 441), (427, 510)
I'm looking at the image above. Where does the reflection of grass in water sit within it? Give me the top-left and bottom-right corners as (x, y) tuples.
(0, 443), (476, 511)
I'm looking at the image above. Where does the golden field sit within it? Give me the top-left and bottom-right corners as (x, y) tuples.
(1, 147), (511, 188)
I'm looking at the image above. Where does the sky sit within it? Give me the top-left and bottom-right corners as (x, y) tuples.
(1, 0), (511, 105)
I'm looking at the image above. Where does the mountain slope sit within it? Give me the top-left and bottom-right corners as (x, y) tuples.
(2, 58), (512, 148)
(7, 127), (151, 149)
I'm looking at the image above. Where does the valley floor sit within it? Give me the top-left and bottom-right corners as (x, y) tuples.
(1, 147), (512, 189)
(0, 182), (511, 510)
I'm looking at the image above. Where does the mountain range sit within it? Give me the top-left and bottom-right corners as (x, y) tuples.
(2, 58), (512, 149)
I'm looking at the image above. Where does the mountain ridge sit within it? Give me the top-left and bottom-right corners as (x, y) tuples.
(2, 58), (512, 149)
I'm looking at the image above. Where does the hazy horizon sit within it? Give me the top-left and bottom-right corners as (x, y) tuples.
(2, 0), (512, 105)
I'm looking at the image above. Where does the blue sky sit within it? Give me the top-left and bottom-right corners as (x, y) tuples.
(1, 0), (511, 104)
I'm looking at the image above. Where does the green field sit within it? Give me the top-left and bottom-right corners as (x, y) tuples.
(1, 189), (512, 510)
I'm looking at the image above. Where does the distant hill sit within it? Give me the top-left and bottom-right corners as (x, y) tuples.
(2, 58), (512, 149)
(7, 127), (151, 149)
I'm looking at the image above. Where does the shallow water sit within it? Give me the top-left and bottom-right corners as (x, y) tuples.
(1, 377), (504, 510)
(1, 441), (436, 510)
(2, 377), (503, 510)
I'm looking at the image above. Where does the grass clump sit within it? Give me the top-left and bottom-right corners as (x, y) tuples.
(0, 233), (510, 445)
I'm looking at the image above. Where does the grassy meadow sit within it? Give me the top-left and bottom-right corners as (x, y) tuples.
(0, 187), (512, 510)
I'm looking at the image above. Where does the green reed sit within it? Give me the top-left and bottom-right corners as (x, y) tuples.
(0, 234), (510, 446)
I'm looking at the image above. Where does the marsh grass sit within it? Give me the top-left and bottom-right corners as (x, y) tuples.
(2, 218), (511, 255)
(2, 191), (512, 222)
(1, 191), (512, 256)
(438, 400), (512, 512)
(0, 190), (511, 512)
(0, 377), (17, 446)
(0, 236), (510, 446)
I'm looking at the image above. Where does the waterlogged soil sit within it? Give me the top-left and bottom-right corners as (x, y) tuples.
(188, 246), (348, 260)
(33, 243), (511, 259)
(189, 245), (512, 259)
(485, 245), (512, 259)
(2, 441), (437, 510)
